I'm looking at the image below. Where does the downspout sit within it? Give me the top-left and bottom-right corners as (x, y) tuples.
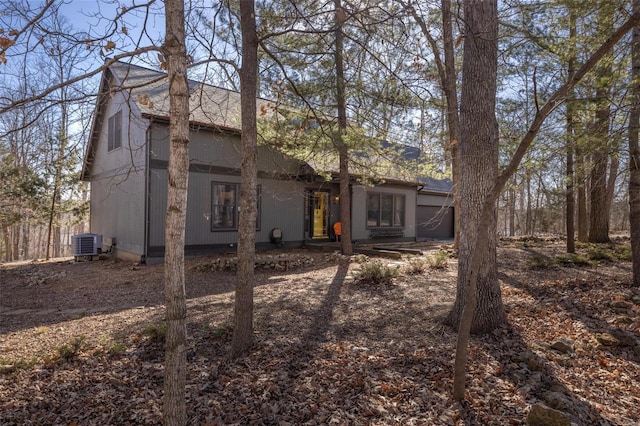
(143, 123), (151, 263)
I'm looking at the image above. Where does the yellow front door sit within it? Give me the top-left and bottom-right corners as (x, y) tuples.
(311, 192), (329, 238)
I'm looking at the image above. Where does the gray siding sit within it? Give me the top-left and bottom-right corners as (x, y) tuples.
(88, 80), (148, 259)
(417, 193), (453, 207)
(258, 179), (306, 243)
(90, 170), (146, 258)
(91, 84), (148, 178)
(148, 169), (305, 247)
(150, 124), (302, 175)
(148, 168), (168, 247)
(351, 184), (417, 241)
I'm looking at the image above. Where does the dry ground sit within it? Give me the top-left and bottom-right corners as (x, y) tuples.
(0, 240), (639, 425)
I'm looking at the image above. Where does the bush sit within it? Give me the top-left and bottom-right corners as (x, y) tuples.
(555, 254), (594, 267)
(354, 260), (399, 285)
(405, 256), (428, 275)
(529, 254), (552, 270)
(613, 244), (632, 261)
(587, 246), (615, 262)
(426, 250), (449, 270)
(143, 321), (167, 345)
(56, 336), (87, 360)
(107, 341), (127, 356)
(0, 357), (38, 375)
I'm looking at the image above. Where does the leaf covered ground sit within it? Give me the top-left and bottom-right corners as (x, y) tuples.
(0, 239), (639, 425)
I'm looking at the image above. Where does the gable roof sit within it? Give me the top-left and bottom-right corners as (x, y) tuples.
(419, 176), (453, 194)
(81, 61), (453, 194)
(81, 61), (277, 179)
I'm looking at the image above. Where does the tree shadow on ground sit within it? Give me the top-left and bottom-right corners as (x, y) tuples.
(499, 268), (639, 364)
(185, 263), (461, 424)
(0, 262), (285, 334)
(489, 270), (639, 425)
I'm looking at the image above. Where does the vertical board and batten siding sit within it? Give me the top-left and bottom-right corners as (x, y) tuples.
(89, 86), (148, 259)
(351, 184), (417, 241)
(150, 123), (303, 175)
(148, 122), (306, 248)
(148, 169), (305, 247)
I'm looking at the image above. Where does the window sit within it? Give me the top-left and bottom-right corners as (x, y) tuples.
(211, 183), (261, 231)
(366, 193), (405, 228)
(108, 110), (122, 151)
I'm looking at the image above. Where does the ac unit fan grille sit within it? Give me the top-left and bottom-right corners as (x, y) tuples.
(71, 234), (102, 257)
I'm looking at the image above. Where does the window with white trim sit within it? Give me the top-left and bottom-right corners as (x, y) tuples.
(366, 193), (405, 228)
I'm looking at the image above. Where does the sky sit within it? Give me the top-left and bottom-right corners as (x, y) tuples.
(58, 0), (166, 65)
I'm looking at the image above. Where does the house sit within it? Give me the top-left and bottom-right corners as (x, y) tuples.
(416, 176), (455, 240)
(81, 61), (453, 263)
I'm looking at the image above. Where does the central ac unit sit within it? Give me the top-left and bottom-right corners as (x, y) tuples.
(71, 233), (103, 258)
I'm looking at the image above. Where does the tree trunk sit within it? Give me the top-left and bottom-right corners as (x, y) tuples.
(2, 224), (10, 262)
(446, 0), (504, 335)
(12, 225), (20, 261)
(449, 2), (640, 401)
(22, 222), (29, 260)
(232, 0), (259, 358)
(589, 5), (614, 243)
(630, 0), (640, 287)
(509, 184), (516, 237)
(566, 8), (576, 253)
(576, 147), (589, 241)
(589, 139), (612, 243)
(409, 0), (461, 249)
(525, 166), (532, 234)
(441, 0), (461, 250)
(334, 0), (353, 256)
(162, 0), (189, 423)
(605, 151), (619, 212)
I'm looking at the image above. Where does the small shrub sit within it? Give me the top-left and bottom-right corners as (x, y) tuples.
(56, 336), (87, 360)
(107, 341), (127, 356)
(587, 246), (615, 262)
(210, 323), (233, 340)
(0, 357), (38, 375)
(405, 256), (428, 275)
(529, 254), (552, 270)
(351, 254), (369, 264)
(613, 244), (632, 261)
(353, 260), (399, 285)
(555, 254), (594, 267)
(426, 250), (449, 270)
(143, 321), (167, 345)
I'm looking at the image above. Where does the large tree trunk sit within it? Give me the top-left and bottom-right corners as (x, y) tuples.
(445, 0), (504, 335)
(334, 0), (352, 256)
(162, 0), (189, 423)
(450, 7), (640, 401)
(232, 0), (259, 358)
(630, 0), (640, 287)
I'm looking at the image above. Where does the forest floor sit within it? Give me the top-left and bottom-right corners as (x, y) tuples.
(0, 237), (639, 425)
